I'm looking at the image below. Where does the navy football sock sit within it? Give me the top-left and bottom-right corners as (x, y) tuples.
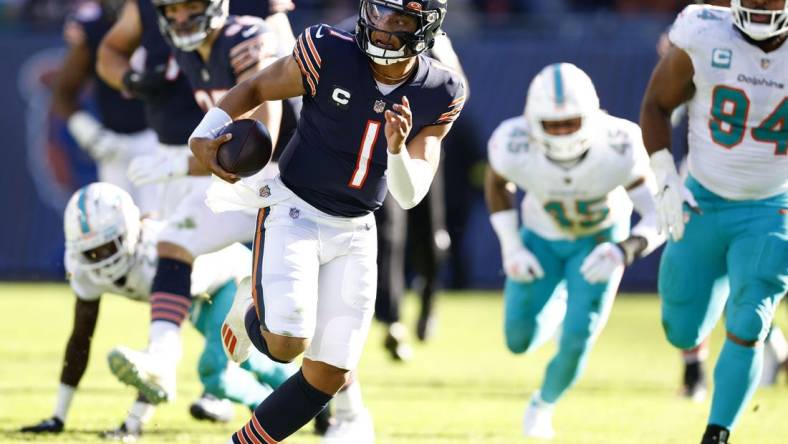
(150, 258), (192, 326)
(231, 369), (332, 443)
(244, 307), (291, 364)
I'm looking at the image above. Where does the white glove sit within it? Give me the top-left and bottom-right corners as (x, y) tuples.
(503, 246), (545, 283)
(490, 209), (545, 283)
(649, 149), (699, 242)
(127, 149), (190, 186)
(67, 111), (127, 161)
(580, 242), (624, 284)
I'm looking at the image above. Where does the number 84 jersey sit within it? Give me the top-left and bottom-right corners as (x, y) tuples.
(669, 4), (788, 200)
(488, 114), (652, 241)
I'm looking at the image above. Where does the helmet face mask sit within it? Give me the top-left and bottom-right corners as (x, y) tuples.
(152, 0), (228, 51)
(524, 63), (601, 162)
(356, 0), (446, 65)
(731, 0), (788, 41)
(64, 183), (141, 286)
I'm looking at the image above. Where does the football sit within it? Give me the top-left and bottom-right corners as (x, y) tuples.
(216, 119), (273, 177)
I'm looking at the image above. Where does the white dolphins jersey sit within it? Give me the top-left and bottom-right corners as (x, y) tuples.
(66, 219), (251, 301)
(669, 5), (788, 200)
(488, 114), (651, 241)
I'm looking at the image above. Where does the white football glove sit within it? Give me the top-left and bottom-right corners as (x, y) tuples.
(649, 149), (699, 242)
(67, 111), (128, 161)
(490, 209), (545, 283)
(503, 246), (545, 283)
(580, 242), (624, 284)
(127, 149), (190, 186)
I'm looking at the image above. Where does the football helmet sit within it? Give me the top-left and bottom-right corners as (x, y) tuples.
(152, 0), (228, 51)
(731, 0), (788, 41)
(524, 63), (601, 162)
(64, 183), (141, 285)
(356, 0), (446, 65)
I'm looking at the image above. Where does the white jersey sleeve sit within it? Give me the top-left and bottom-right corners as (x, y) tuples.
(487, 116), (532, 182)
(670, 5), (788, 200)
(65, 252), (104, 301)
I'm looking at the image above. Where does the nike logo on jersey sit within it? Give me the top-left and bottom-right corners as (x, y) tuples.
(315, 25), (325, 38)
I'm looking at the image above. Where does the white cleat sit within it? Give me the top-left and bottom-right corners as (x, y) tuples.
(189, 393), (235, 423)
(107, 346), (175, 405)
(321, 409), (375, 444)
(523, 392), (555, 440)
(221, 277), (254, 363)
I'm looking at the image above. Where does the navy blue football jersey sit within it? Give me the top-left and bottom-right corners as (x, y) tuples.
(137, 0), (204, 145)
(173, 15), (298, 161)
(280, 24), (466, 217)
(65, 1), (146, 134)
(173, 16), (278, 111)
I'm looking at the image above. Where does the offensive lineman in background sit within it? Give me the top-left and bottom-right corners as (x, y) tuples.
(640, 1), (787, 442)
(486, 63), (664, 439)
(52, 0), (158, 214)
(19, 183), (293, 439)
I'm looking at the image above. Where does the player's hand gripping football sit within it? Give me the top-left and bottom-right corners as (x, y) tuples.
(385, 96), (412, 154)
(649, 149), (700, 242)
(189, 133), (240, 184)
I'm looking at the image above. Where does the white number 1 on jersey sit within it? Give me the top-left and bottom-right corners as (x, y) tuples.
(348, 120), (381, 189)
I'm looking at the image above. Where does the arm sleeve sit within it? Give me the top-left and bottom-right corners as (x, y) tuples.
(291, 25), (329, 97)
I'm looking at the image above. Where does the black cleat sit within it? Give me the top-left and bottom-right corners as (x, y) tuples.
(681, 361), (708, 402)
(383, 322), (413, 362)
(20, 416), (64, 433)
(701, 424), (730, 444)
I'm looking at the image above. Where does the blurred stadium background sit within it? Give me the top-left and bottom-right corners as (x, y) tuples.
(1, 1), (786, 443)
(0, 0), (692, 289)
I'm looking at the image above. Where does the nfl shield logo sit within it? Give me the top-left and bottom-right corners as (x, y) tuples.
(374, 99), (386, 113)
(289, 207), (300, 219)
(258, 185), (271, 198)
(761, 58), (771, 69)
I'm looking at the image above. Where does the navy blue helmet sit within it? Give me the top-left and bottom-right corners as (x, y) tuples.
(355, 0), (447, 65)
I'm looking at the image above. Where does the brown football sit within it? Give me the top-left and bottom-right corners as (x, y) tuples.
(216, 119), (273, 177)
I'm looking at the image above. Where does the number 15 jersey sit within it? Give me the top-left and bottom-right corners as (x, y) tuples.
(669, 4), (788, 200)
(280, 25), (466, 217)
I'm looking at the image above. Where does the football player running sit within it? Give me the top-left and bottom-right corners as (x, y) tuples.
(189, 0), (465, 442)
(96, 0), (288, 415)
(640, 1), (788, 443)
(19, 183), (294, 440)
(485, 63), (664, 440)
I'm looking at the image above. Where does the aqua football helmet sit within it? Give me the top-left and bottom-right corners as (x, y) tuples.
(731, 0), (788, 41)
(64, 183), (141, 285)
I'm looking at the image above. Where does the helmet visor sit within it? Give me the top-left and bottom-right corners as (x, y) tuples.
(361, 1), (420, 51)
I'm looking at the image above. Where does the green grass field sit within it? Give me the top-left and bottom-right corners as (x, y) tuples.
(0, 283), (785, 443)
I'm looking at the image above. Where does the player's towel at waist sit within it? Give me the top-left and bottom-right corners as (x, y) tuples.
(206, 174), (375, 229)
